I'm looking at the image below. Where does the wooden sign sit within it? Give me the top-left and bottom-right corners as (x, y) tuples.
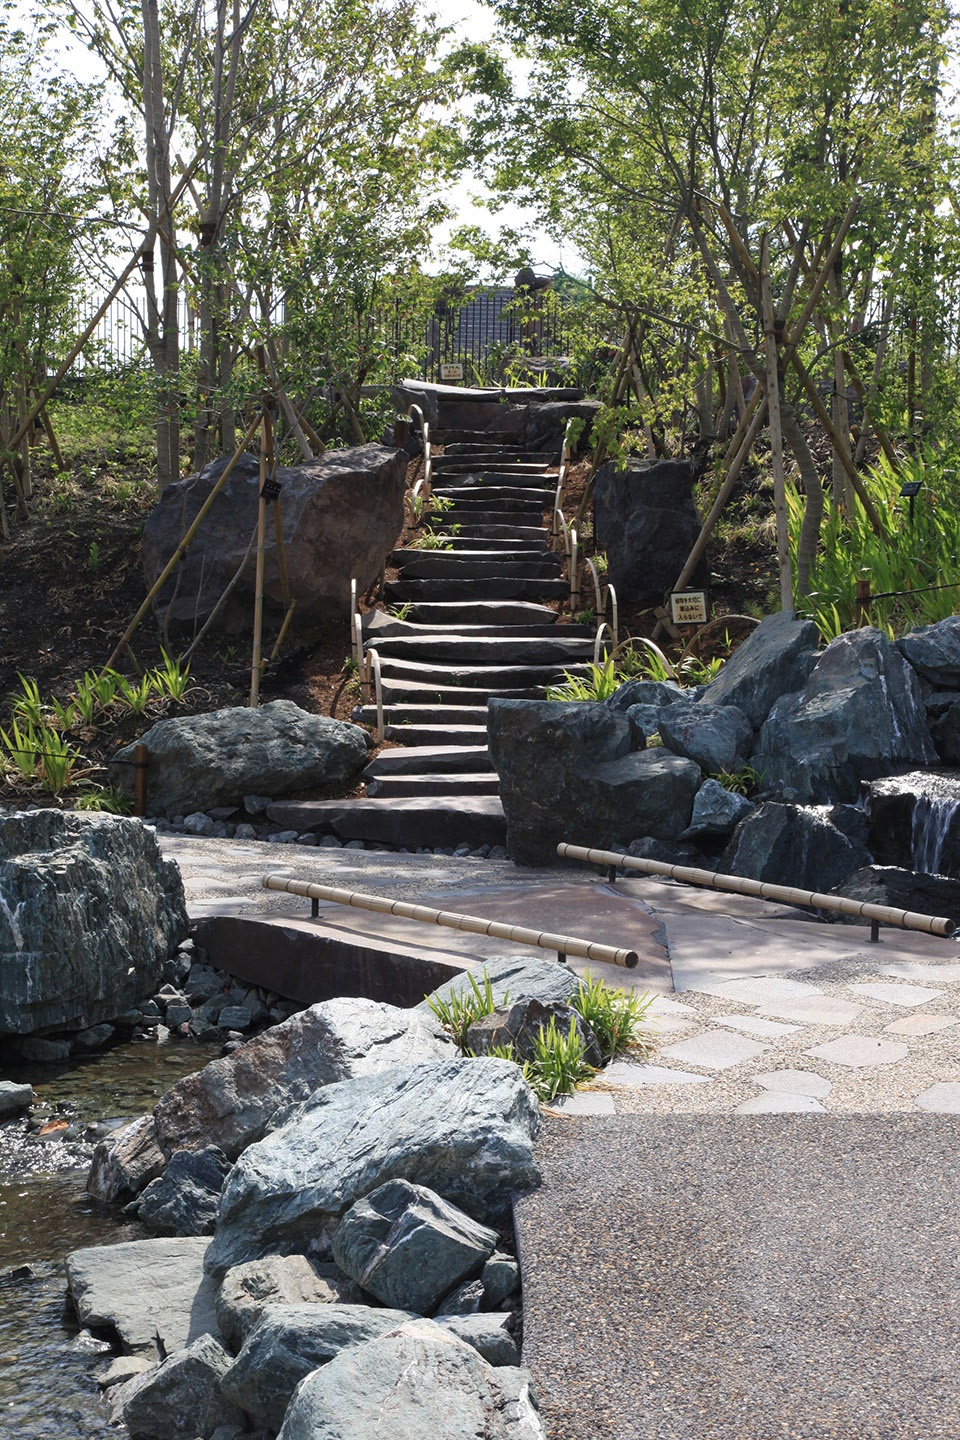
(439, 362), (464, 381)
(670, 590), (708, 625)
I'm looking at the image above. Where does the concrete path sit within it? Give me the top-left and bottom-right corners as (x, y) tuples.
(161, 836), (960, 1438)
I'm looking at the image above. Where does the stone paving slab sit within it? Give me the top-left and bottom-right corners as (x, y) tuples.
(515, 1115), (960, 1440)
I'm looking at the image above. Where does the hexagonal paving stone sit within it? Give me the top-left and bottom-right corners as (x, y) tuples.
(848, 982), (947, 1007)
(915, 1082), (960, 1113)
(713, 1015), (800, 1039)
(881, 962), (960, 984)
(660, 1031), (768, 1071)
(754, 1069), (832, 1098)
(695, 976), (822, 1006)
(884, 1013), (959, 1037)
(602, 1063), (710, 1087)
(757, 997), (864, 1027)
(734, 1093), (826, 1114)
(803, 1035), (909, 1068)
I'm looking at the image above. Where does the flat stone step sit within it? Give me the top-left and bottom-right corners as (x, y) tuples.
(369, 635), (595, 665)
(451, 525), (549, 542)
(432, 474), (555, 490)
(264, 796), (506, 849)
(354, 704), (490, 726)
(443, 445), (556, 461)
(365, 773), (500, 798)
(392, 548), (560, 570)
(380, 600), (561, 625)
(432, 461), (551, 476)
(431, 485), (552, 503)
(390, 557), (563, 583)
(375, 655), (590, 689)
(382, 723), (488, 745)
(379, 678), (548, 705)
(364, 617), (591, 642)
(384, 576), (570, 602)
(439, 536), (550, 552)
(439, 502), (550, 522)
(365, 745), (493, 776)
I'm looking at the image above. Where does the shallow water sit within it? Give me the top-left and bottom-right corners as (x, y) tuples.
(0, 1039), (218, 1438)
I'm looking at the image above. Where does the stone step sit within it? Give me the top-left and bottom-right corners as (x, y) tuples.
(354, 703), (490, 726)
(364, 617), (591, 642)
(440, 535), (549, 552)
(450, 525), (549, 543)
(390, 556), (562, 583)
(438, 511), (551, 533)
(264, 796), (506, 849)
(431, 473), (555, 490)
(382, 723), (488, 746)
(430, 485), (552, 504)
(380, 599), (561, 626)
(364, 773), (500, 798)
(365, 745), (493, 776)
(436, 495), (549, 514)
(379, 678), (548, 705)
(443, 445), (556, 461)
(369, 634), (595, 665)
(432, 461), (551, 477)
(375, 655), (589, 689)
(392, 548), (560, 571)
(384, 576), (569, 602)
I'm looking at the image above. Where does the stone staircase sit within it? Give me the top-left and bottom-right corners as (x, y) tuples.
(268, 429), (595, 850)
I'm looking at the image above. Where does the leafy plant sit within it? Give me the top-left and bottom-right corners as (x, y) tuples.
(411, 531), (454, 550)
(116, 674), (154, 717)
(546, 657), (620, 701)
(710, 765), (764, 797)
(572, 607), (597, 627)
(427, 971), (502, 1048)
(87, 540), (102, 572)
(11, 676), (46, 727)
(37, 726), (82, 795)
(151, 649), (191, 702)
(74, 785), (133, 813)
(0, 717), (41, 780)
(387, 603), (413, 621)
(571, 975), (653, 1062)
(525, 1015), (597, 1101)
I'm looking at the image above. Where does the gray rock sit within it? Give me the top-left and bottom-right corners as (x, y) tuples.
(656, 699), (753, 774)
(702, 610), (821, 727)
(243, 794), (273, 815)
(420, 954), (577, 1017)
(898, 615), (960, 688)
(605, 679), (686, 712)
(924, 692), (960, 763)
(182, 812), (215, 837)
(482, 1252), (521, 1309)
(682, 778), (756, 838)
(720, 802), (873, 893)
(120, 1333), (241, 1440)
(221, 1303), (415, 1430)
(276, 1320), (547, 1440)
(65, 1236), (219, 1358)
(626, 835), (708, 867)
(185, 965), (228, 1001)
(331, 1179), (498, 1314)
(488, 699), (700, 865)
(153, 996), (452, 1162)
(165, 1004), (193, 1028)
(439, 1311), (520, 1366)
(72, 1023), (116, 1053)
(95, 1355), (153, 1389)
(234, 823), (257, 840)
(216, 1005), (251, 1030)
(866, 770), (960, 875)
(137, 1147), (232, 1237)
(828, 865), (960, 923)
(0, 1081), (33, 1117)
(109, 701), (369, 818)
(435, 1278), (486, 1316)
(142, 445), (407, 633)
(593, 458), (707, 602)
(87, 1114), (167, 1204)
(216, 1255), (364, 1352)
(752, 628), (937, 803)
(13, 1036), (72, 1061)
(466, 998), (602, 1069)
(0, 810), (186, 1035)
(205, 1058), (540, 1278)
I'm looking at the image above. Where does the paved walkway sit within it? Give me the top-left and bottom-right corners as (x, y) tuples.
(161, 836), (960, 1439)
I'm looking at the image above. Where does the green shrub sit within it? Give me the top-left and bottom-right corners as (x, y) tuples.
(571, 975), (653, 1061)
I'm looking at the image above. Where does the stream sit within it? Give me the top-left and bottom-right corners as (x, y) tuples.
(0, 1038), (218, 1439)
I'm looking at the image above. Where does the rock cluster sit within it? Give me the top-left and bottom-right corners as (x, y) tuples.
(67, 969), (558, 1437)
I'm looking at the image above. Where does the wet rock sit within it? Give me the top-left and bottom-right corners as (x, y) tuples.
(221, 1303), (416, 1431)
(752, 628), (936, 803)
(86, 1114), (167, 1204)
(481, 1252), (521, 1309)
(435, 1278), (486, 1316)
(331, 1179), (498, 1314)
(72, 1023), (116, 1053)
(419, 955), (577, 1016)
(466, 998), (602, 1070)
(136, 1147), (232, 1237)
(656, 699), (753, 774)
(276, 1320), (547, 1439)
(720, 802), (873, 893)
(205, 1058), (540, 1278)
(898, 615), (960, 688)
(153, 996), (452, 1162)
(701, 610), (821, 727)
(13, 1036), (72, 1062)
(682, 778), (755, 839)
(0, 810), (187, 1035)
(119, 1333), (242, 1440)
(827, 865), (960, 924)
(109, 701), (369, 819)
(924, 692), (960, 763)
(0, 1080), (33, 1118)
(439, 1311), (520, 1366)
(593, 458), (707, 602)
(66, 1236), (219, 1358)
(216, 1256), (364, 1353)
(866, 770), (960, 876)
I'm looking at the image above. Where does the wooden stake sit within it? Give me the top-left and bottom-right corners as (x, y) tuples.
(856, 577), (871, 625)
(39, 407), (67, 473)
(249, 404), (270, 708)
(760, 236), (793, 611)
(133, 744), (149, 817)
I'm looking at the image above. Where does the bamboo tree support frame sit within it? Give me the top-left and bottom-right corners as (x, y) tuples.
(760, 236), (794, 611)
(249, 402), (272, 707)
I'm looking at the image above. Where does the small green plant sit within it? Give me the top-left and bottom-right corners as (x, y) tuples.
(526, 1015), (597, 1101)
(679, 653), (725, 684)
(412, 531), (454, 550)
(151, 648), (192, 702)
(74, 785), (133, 813)
(546, 657), (620, 701)
(430, 494), (455, 514)
(11, 676), (46, 727)
(36, 725), (81, 795)
(427, 971), (502, 1048)
(572, 607), (597, 627)
(0, 717), (41, 780)
(387, 603), (413, 621)
(710, 765), (764, 797)
(87, 541), (102, 573)
(343, 656), (359, 676)
(50, 696), (80, 731)
(571, 976), (653, 1062)
(116, 674), (154, 717)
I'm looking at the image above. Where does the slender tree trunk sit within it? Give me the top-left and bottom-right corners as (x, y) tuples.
(142, 0), (180, 490)
(780, 401), (824, 597)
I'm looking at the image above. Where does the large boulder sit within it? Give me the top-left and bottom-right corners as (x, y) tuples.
(109, 700), (368, 818)
(866, 771), (960, 876)
(520, 399), (601, 452)
(141, 445), (406, 633)
(136, 1147), (231, 1237)
(465, 998), (603, 1070)
(924, 693), (960, 763)
(119, 1334), (242, 1440)
(701, 610), (820, 727)
(277, 1320), (547, 1440)
(751, 628), (936, 803)
(0, 810), (186, 1036)
(216, 1256), (364, 1352)
(488, 699), (701, 865)
(87, 1114), (168, 1204)
(898, 615), (960, 688)
(331, 1179), (498, 1314)
(221, 1303), (416, 1431)
(65, 1236), (219, 1358)
(205, 1058), (541, 1278)
(593, 458), (707, 602)
(655, 699), (753, 774)
(720, 802), (873, 893)
(152, 996), (453, 1162)
(682, 778), (755, 839)
(419, 955), (578, 1015)
(828, 865), (960, 923)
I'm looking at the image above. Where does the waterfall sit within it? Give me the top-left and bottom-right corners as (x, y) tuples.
(912, 793), (960, 875)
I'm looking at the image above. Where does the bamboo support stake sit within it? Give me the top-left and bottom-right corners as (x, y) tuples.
(760, 236), (793, 611)
(787, 352), (887, 538)
(102, 411), (263, 673)
(249, 404), (271, 707)
(556, 844), (957, 939)
(40, 407), (67, 473)
(261, 874), (640, 967)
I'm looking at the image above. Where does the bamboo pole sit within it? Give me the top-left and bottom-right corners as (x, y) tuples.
(102, 411), (263, 673)
(787, 352), (887, 538)
(249, 404), (271, 707)
(760, 236), (793, 611)
(261, 874), (641, 967)
(556, 845), (957, 938)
